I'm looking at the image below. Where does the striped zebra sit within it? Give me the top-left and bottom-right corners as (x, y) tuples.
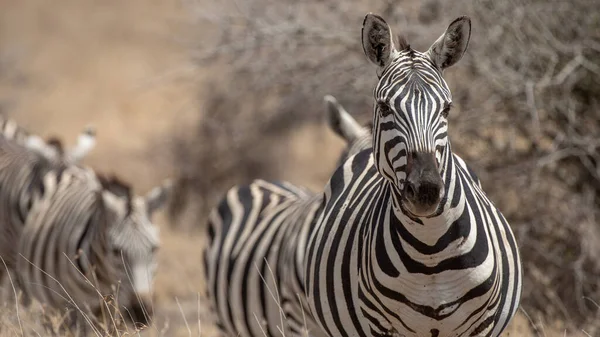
(304, 14), (521, 336)
(205, 14), (521, 337)
(0, 114), (97, 163)
(0, 137), (171, 331)
(204, 95), (372, 337)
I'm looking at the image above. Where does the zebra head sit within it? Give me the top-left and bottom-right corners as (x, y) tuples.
(100, 176), (172, 325)
(362, 14), (471, 217)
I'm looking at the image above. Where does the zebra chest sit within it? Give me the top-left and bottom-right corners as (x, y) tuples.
(361, 242), (495, 337)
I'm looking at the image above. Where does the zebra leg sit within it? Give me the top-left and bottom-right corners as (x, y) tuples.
(62, 309), (91, 337)
(0, 267), (29, 307)
(11, 271), (32, 307)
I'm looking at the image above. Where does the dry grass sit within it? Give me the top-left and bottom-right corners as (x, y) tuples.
(0, 0), (598, 336)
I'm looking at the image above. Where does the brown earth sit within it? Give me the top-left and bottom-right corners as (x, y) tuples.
(0, 0), (578, 336)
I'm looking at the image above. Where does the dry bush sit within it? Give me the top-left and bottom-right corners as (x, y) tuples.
(168, 0), (384, 226)
(168, 83), (294, 226)
(171, 0), (600, 332)
(170, 0), (421, 225)
(451, 0), (600, 332)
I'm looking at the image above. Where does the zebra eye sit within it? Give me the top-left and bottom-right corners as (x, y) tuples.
(112, 248), (122, 256)
(441, 102), (452, 118)
(441, 107), (450, 118)
(377, 102), (392, 117)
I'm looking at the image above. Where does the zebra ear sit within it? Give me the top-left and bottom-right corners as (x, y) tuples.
(101, 189), (127, 214)
(427, 16), (471, 70)
(362, 13), (397, 69)
(68, 125), (96, 163)
(26, 135), (61, 160)
(146, 179), (173, 214)
(324, 95), (366, 143)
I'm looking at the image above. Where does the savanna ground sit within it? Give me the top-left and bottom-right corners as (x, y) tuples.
(0, 0), (598, 336)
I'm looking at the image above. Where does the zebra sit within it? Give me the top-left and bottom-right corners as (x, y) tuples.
(0, 137), (171, 331)
(203, 95), (373, 337)
(205, 14), (521, 337)
(304, 14), (522, 336)
(0, 113), (97, 164)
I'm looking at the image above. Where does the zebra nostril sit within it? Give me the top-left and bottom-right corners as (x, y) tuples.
(128, 295), (153, 327)
(404, 182), (417, 201)
(418, 182), (441, 206)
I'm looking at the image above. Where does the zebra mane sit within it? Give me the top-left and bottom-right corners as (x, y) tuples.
(98, 174), (133, 215)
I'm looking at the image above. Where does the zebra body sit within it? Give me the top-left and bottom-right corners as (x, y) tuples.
(205, 97), (374, 337)
(205, 180), (325, 337)
(0, 136), (171, 329)
(305, 148), (519, 337)
(17, 166), (117, 311)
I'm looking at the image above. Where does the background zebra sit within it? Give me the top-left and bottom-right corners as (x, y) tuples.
(203, 96), (373, 337)
(304, 14), (522, 337)
(0, 113), (97, 164)
(0, 136), (172, 332)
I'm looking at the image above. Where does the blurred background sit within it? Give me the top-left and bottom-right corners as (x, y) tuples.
(0, 0), (599, 335)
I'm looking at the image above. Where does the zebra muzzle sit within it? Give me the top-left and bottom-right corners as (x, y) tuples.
(127, 294), (153, 328)
(402, 151), (444, 216)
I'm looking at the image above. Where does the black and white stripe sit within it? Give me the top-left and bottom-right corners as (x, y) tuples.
(203, 97), (371, 337)
(205, 180), (324, 337)
(0, 137), (171, 330)
(305, 15), (521, 337)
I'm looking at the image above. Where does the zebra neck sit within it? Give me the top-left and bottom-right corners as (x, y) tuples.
(386, 145), (465, 247)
